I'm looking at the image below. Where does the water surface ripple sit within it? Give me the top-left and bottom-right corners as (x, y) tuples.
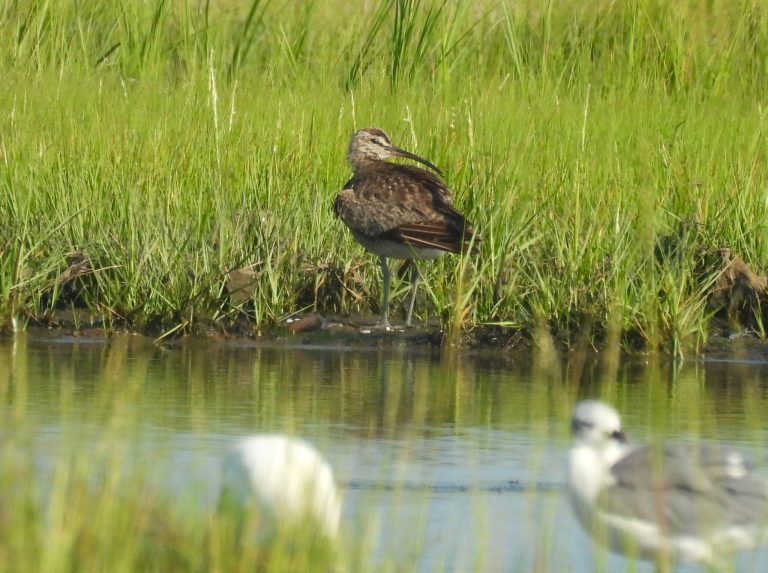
(2, 331), (768, 572)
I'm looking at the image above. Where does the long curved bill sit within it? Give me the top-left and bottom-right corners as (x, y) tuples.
(389, 146), (443, 176)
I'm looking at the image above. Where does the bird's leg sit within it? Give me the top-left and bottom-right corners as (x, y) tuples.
(379, 256), (391, 329)
(405, 263), (420, 327)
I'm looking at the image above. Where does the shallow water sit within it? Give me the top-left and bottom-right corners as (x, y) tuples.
(2, 331), (768, 572)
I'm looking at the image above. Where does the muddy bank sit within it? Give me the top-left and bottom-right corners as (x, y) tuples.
(12, 226), (767, 357)
(10, 308), (768, 363)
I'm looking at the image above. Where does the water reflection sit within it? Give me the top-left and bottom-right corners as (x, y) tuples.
(1, 331), (767, 571)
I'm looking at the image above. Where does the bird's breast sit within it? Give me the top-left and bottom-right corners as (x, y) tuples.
(568, 447), (613, 504)
(352, 230), (444, 260)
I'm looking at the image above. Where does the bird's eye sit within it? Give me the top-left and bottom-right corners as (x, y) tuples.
(572, 419), (594, 432)
(372, 138), (381, 145)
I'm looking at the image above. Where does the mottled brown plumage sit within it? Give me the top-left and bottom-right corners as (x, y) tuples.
(333, 127), (478, 328)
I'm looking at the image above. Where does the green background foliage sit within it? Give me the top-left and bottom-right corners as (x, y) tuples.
(1, 0), (767, 351)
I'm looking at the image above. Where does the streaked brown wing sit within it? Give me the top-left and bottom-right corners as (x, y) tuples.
(334, 162), (478, 252)
(385, 221), (466, 253)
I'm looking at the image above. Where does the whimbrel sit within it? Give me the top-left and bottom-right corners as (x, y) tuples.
(333, 127), (477, 328)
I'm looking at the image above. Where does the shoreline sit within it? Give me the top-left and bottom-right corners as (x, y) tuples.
(9, 311), (768, 362)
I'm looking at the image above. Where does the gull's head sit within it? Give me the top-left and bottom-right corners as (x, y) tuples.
(571, 400), (627, 450)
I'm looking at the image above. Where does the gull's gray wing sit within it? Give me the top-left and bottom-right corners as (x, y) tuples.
(596, 443), (768, 536)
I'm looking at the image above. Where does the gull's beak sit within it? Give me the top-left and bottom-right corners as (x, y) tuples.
(389, 145), (443, 176)
(611, 430), (628, 443)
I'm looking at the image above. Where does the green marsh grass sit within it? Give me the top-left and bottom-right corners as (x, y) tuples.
(2, 0), (768, 351)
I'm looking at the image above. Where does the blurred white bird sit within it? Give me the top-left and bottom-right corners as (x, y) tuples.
(568, 400), (768, 566)
(219, 434), (342, 541)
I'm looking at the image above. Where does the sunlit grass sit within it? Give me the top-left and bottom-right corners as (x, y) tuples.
(0, 443), (347, 572)
(1, 0), (767, 352)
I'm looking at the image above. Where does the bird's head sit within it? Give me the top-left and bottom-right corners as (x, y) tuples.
(347, 127), (442, 175)
(571, 400), (627, 450)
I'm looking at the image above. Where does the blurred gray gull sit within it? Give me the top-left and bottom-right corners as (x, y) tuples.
(567, 400), (768, 565)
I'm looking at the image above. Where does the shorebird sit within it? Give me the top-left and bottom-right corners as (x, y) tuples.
(219, 435), (342, 541)
(567, 400), (768, 567)
(333, 127), (478, 328)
